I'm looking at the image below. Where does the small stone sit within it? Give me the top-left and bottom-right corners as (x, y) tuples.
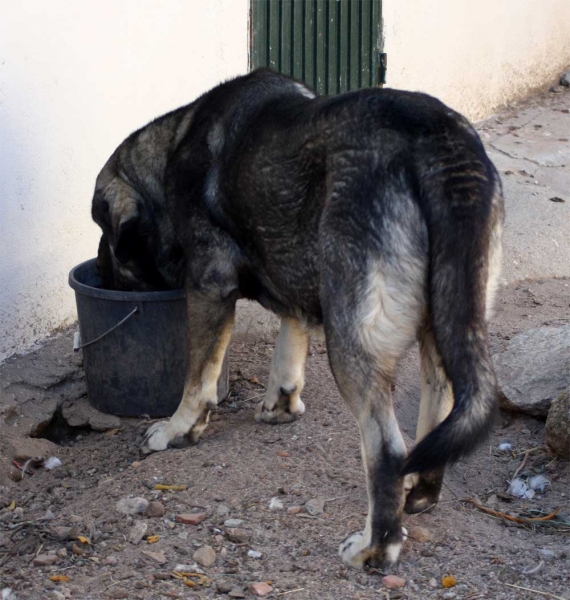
(57, 548), (68, 559)
(226, 528), (249, 544)
(43, 509), (55, 520)
(217, 504), (230, 517)
(131, 461), (141, 468)
(69, 515), (82, 523)
(228, 588), (246, 599)
(128, 521), (148, 544)
(537, 548), (557, 560)
(224, 518), (244, 527)
(305, 498), (325, 516)
(145, 501), (165, 518)
(269, 497), (284, 511)
(116, 497), (149, 516)
(142, 549), (166, 564)
(409, 526), (431, 543)
(33, 553), (59, 566)
(176, 512), (207, 525)
(382, 575), (406, 589)
(248, 550), (262, 559)
(276, 451), (290, 457)
(217, 581), (233, 593)
(429, 578), (438, 588)
(174, 563), (203, 574)
(287, 506), (302, 514)
(103, 556), (118, 566)
(560, 70), (570, 86)
(71, 543), (84, 556)
(193, 545), (216, 567)
(248, 582), (273, 596)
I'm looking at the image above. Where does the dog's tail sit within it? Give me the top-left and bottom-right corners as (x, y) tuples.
(402, 132), (502, 476)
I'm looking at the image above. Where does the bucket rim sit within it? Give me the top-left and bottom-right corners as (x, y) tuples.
(69, 258), (185, 301)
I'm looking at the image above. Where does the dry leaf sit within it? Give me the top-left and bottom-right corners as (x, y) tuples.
(8, 500), (16, 511)
(105, 428), (121, 436)
(76, 536), (91, 545)
(183, 578), (196, 588)
(49, 575), (70, 583)
(442, 575), (456, 588)
(147, 535), (159, 544)
(154, 484), (188, 491)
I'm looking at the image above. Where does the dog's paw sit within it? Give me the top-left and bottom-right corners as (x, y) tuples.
(254, 386), (305, 424)
(404, 470), (443, 514)
(339, 527), (406, 569)
(141, 421), (176, 454)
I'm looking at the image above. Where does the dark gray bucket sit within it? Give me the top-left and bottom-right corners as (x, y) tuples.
(68, 258), (229, 418)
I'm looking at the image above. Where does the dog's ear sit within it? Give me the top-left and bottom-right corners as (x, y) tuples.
(113, 208), (141, 264)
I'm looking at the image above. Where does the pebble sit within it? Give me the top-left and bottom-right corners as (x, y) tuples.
(217, 504), (230, 517)
(131, 461), (141, 468)
(116, 497), (149, 516)
(248, 550), (262, 559)
(71, 543), (84, 556)
(174, 563), (203, 574)
(217, 581), (233, 593)
(429, 578), (438, 588)
(305, 498), (325, 516)
(128, 521), (148, 544)
(33, 553), (59, 566)
(226, 528), (249, 544)
(382, 575), (406, 589)
(145, 501), (165, 518)
(142, 549), (166, 564)
(228, 588), (247, 598)
(287, 506), (302, 514)
(224, 518), (244, 527)
(248, 582), (273, 596)
(176, 512), (206, 525)
(409, 526), (431, 543)
(537, 548), (557, 560)
(57, 548), (68, 559)
(103, 556), (118, 566)
(193, 545), (216, 567)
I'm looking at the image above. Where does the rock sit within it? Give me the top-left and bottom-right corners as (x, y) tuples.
(409, 526), (431, 543)
(382, 575), (406, 589)
(224, 518), (244, 527)
(142, 550), (166, 564)
(62, 398), (121, 431)
(537, 548), (557, 561)
(176, 512), (206, 525)
(9, 436), (59, 463)
(71, 543), (84, 556)
(561, 70), (570, 86)
(226, 528), (249, 544)
(217, 504), (230, 517)
(103, 556), (118, 566)
(546, 387), (570, 458)
(305, 498), (325, 516)
(128, 521), (148, 544)
(287, 506), (302, 514)
(57, 548), (68, 559)
(493, 326), (570, 417)
(174, 562), (204, 574)
(217, 581), (233, 593)
(33, 553), (59, 566)
(193, 545), (216, 567)
(247, 550), (262, 559)
(248, 582), (273, 596)
(116, 497), (149, 516)
(228, 588), (247, 598)
(145, 501), (165, 518)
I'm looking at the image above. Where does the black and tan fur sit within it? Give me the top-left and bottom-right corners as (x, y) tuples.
(92, 69), (504, 569)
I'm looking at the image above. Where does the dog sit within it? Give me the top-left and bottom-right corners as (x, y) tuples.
(92, 68), (504, 569)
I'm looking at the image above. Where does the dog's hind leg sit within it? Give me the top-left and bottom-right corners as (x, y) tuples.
(254, 317), (309, 424)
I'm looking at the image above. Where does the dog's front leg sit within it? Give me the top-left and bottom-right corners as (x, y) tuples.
(142, 289), (235, 453)
(254, 317), (309, 424)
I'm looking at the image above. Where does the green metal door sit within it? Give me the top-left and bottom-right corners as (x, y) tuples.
(250, 0), (382, 95)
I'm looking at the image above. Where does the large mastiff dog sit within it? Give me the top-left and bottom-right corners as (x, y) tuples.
(92, 69), (503, 568)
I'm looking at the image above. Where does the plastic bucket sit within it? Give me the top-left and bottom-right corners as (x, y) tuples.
(68, 258), (229, 417)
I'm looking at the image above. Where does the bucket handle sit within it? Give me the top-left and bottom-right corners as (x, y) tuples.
(73, 306), (139, 352)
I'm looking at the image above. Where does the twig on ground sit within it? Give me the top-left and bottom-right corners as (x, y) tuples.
(463, 498), (559, 524)
(512, 450), (531, 480)
(503, 582), (566, 600)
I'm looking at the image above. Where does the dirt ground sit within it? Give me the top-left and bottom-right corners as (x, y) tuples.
(1, 275), (569, 600)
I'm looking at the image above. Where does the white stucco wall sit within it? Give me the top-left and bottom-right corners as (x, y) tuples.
(0, 1), (249, 362)
(383, 0), (570, 121)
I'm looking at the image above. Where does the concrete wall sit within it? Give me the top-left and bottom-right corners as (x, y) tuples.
(383, 0), (570, 121)
(0, 1), (249, 362)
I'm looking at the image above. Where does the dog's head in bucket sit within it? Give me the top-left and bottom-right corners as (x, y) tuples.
(91, 140), (186, 292)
